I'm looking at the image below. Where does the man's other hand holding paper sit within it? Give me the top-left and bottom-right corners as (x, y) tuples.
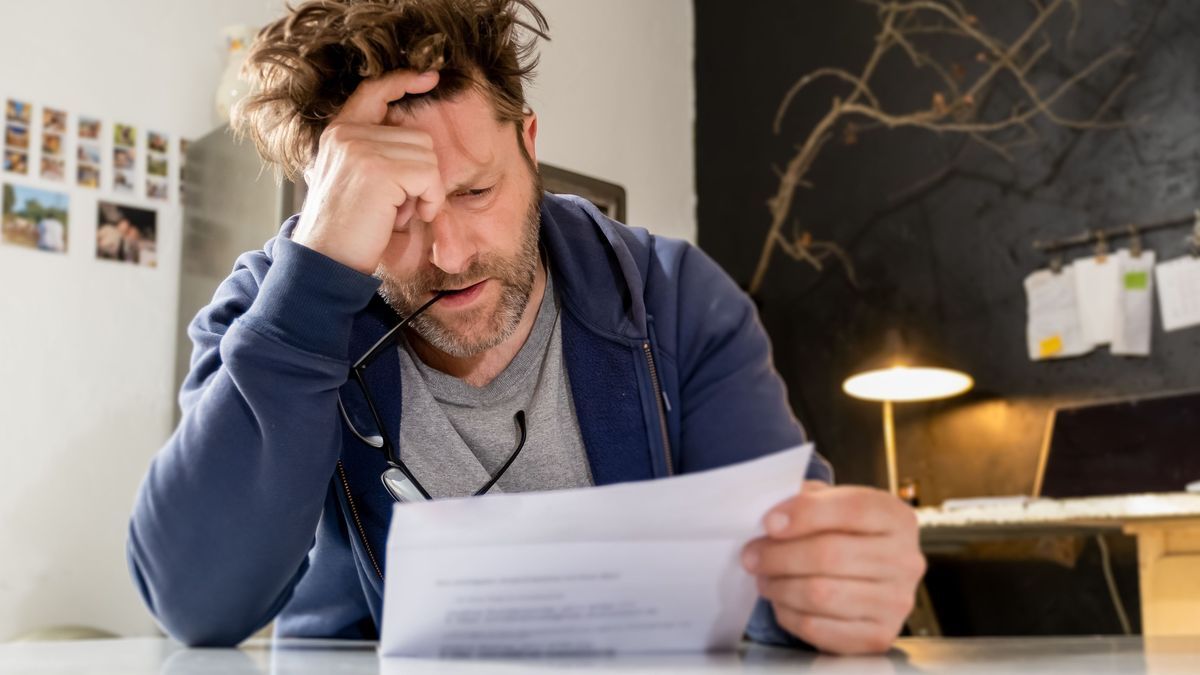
(743, 482), (926, 655)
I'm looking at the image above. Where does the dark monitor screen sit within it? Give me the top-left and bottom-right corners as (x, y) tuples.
(1038, 390), (1200, 498)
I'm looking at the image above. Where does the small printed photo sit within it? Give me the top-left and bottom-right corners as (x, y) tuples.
(40, 157), (65, 181)
(114, 123), (136, 147)
(77, 164), (100, 188)
(79, 117), (101, 140)
(2, 183), (69, 253)
(42, 132), (63, 156)
(97, 200), (156, 267)
(114, 147), (135, 169)
(5, 99), (31, 125)
(78, 145), (101, 165)
(147, 154), (168, 177)
(114, 169), (135, 192)
(148, 131), (169, 154)
(42, 108), (67, 133)
(3, 150), (28, 174)
(5, 123), (29, 149)
(147, 178), (169, 201)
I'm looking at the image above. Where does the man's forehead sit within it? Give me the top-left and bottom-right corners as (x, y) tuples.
(382, 87), (506, 182)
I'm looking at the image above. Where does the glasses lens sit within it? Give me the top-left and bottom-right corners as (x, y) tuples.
(381, 467), (428, 503)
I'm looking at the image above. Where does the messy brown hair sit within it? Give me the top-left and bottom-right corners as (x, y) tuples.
(233, 0), (549, 179)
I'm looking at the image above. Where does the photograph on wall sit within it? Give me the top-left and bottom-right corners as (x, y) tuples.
(77, 116), (101, 188)
(41, 132), (62, 156)
(148, 131), (168, 154)
(40, 112), (65, 181)
(114, 170), (135, 193)
(1, 183), (69, 253)
(147, 131), (169, 201)
(113, 124), (137, 194)
(5, 99), (31, 125)
(179, 138), (190, 199)
(40, 157), (64, 181)
(114, 147), (135, 170)
(114, 123), (136, 148)
(96, 200), (156, 267)
(78, 117), (101, 140)
(4, 100), (33, 176)
(146, 179), (168, 201)
(42, 107), (66, 134)
(77, 165), (99, 188)
(78, 145), (100, 165)
(5, 123), (28, 149)
(3, 150), (27, 175)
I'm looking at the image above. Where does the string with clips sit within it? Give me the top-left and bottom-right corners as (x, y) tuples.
(1032, 210), (1200, 274)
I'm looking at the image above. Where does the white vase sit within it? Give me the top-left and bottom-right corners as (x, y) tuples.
(214, 25), (257, 126)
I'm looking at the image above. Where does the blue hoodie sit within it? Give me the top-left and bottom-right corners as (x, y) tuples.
(128, 193), (832, 647)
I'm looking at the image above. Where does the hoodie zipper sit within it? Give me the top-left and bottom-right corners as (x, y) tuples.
(337, 460), (383, 580)
(642, 342), (674, 476)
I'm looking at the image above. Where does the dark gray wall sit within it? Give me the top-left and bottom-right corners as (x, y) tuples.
(695, 0), (1200, 503)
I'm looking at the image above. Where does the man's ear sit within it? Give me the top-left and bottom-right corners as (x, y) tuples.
(521, 111), (538, 166)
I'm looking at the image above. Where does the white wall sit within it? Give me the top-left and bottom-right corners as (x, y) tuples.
(0, 0), (694, 640)
(533, 0), (696, 242)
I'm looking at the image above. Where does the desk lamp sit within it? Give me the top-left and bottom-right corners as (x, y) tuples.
(842, 344), (973, 496)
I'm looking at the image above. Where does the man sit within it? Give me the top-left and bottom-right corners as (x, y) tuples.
(128, 0), (924, 655)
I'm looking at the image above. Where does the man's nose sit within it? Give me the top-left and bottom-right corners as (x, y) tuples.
(427, 211), (477, 276)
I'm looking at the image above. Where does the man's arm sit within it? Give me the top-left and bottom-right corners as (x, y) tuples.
(128, 69), (448, 646)
(127, 237), (380, 646)
(669, 244), (922, 654)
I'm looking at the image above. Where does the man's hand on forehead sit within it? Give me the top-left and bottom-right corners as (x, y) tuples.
(291, 70), (449, 275)
(337, 70), (440, 127)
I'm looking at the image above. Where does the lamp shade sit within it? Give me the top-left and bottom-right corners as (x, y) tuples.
(843, 365), (973, 403)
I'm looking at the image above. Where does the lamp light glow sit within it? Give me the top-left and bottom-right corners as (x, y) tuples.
(843, 365), (974, 403)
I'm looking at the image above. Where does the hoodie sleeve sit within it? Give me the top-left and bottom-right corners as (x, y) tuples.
(670, 242), (832, 648)
(126, 233), (381, 646)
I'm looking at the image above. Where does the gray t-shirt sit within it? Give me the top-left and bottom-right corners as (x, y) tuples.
(396, 274), (593, 498)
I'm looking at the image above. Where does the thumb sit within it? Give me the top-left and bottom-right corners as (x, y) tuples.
(803, 479), (831, 493)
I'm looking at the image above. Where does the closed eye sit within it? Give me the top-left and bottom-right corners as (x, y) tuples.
(456, 186), (495, 199)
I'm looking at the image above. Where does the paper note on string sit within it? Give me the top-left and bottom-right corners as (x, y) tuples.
(1025, 266), (1092, 361)
(1156, 256), (1200, 332)
(1112, 249), (1156, 356)
(1073, 254), (1121, 346)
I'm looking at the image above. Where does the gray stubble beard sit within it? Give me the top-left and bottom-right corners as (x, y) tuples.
(375, 188), (543, 359)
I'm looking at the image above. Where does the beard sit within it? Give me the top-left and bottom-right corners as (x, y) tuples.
(375, 182), (543, 359)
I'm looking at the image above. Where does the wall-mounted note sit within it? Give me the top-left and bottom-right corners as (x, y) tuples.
(1025, 267), (1092, 361)
(1112, 249), (1156, 356)
(1155, 256), (1200, 332)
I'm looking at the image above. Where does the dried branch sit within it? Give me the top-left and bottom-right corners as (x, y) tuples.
(748, 0), (1138, 295)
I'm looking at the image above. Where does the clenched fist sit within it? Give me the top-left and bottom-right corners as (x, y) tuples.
(293, 70), (447, 274)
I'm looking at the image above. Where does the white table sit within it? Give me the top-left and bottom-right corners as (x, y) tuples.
(919, 493), (1200, 636)
(3, 636), (1200, 674)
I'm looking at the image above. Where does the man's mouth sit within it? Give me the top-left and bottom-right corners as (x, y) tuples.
(433, 279), (488, 305)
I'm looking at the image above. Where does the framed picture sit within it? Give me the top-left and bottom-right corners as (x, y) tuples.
(539, 163), (626, 223)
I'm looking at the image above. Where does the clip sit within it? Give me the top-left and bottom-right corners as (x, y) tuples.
(1191, 210), (1200, 258)
(1094, 230), (1109, 263)
(1128, 223), (1142, 258)
(1050, 253), (1064, 274)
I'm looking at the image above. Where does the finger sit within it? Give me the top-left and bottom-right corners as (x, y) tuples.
(774, 607), (898, 656)
(336, 70), (440, 125)
(763, 486), (917, 539)
(743, 534), (902, 581)
(757, 576), (914, 623)
(394, 200), (417, 231)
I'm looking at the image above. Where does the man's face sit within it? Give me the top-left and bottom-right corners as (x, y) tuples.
(373, 87), (541, 359)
